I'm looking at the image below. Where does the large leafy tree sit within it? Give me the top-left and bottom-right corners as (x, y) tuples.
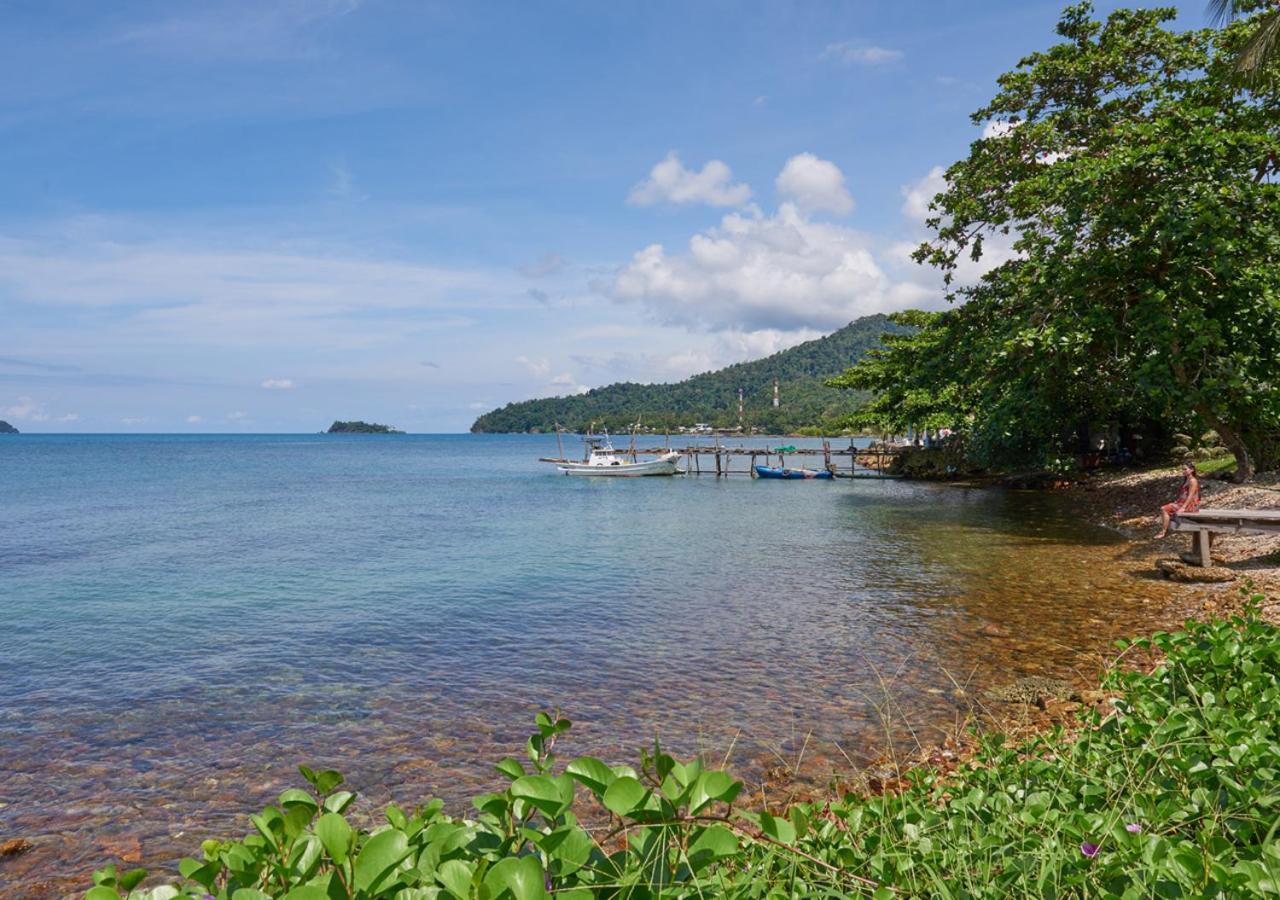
(841, 3), (1280, 478)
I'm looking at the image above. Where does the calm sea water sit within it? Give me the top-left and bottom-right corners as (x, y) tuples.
(0, 434), (1181, 893)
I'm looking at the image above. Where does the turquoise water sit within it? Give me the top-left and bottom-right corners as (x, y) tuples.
(0, 434), (1175, 891)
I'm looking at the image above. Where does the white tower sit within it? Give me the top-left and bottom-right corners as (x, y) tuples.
(772, 379), (780, 409)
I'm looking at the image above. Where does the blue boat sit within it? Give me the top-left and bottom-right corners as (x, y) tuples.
(754, 465), (834, 480)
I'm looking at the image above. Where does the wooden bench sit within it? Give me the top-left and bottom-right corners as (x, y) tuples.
(1170, 508), (1280, 566)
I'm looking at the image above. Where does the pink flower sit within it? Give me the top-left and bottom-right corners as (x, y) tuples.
(1125, 822), (1143, 833)
(1080, 842), (1100, 858)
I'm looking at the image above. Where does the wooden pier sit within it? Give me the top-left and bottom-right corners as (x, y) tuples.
(539, 437), (907, 478)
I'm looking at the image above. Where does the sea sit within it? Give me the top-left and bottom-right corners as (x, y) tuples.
(0, 433), (1180, 892)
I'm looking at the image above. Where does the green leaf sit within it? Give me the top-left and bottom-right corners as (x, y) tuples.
(602, 776), (649, 817)
(436, 858), (476, 899)
(282, 887), (332, 900)
(353, 828), (411, 894)
(322, 790), (356, 814)
(231, 890), (272, 900)
(510, 775), (575, 819)
(495, 758), (526, 781)
(85, 888), (119, 900)
(687, 824), (737, 873)
(540, 824), (594, 875)
(118, 867), (148, 892)
(565, 757), (616, 795)
(315, 812), (353, 865)
(688, 771), (740, 814)
(759, 811), (797, 844)
(483, 856), (548, 900)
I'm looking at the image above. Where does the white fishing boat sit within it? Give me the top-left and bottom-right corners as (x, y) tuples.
(554, 435), (682, 477)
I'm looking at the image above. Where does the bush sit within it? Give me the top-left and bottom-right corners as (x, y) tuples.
(89, 604), (1280, 898)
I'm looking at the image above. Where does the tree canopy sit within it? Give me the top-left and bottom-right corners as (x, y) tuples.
(832, 3), (1280, 477)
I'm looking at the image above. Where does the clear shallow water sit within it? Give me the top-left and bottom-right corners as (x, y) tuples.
(0, 434), (1181, 893)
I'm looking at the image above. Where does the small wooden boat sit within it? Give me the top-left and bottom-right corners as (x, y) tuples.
(754, 464), (833, 480)
(554, 435), (682, 477)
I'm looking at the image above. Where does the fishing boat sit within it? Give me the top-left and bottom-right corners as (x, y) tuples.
(753, 464), (833, 480)
(554, 435), (682, 477)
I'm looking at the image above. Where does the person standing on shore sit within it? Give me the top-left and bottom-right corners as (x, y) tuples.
(1156, 462), (1201, 538)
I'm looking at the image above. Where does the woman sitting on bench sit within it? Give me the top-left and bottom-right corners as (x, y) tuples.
(1156, 462), (1200, 539)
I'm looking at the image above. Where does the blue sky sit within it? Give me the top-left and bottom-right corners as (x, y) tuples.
(1, 0), (1206, 432)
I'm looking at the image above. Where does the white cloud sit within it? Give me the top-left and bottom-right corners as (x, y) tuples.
(901, 166), (948, 223)
(515, 356), (551, 378)
(821, 42), (904, 66)
(227, 411), (249, 421)
(628, 152), (752, 208)
(261, 378), (295, 389)
(56, 413), (79, 423)
(121, 416), (148, 425)
(187, 415), (204, 424)
(611, 203), (911, 333)
(776, 153), (854, 216)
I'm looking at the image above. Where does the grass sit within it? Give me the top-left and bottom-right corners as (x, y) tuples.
(88, 597), (1280, 899)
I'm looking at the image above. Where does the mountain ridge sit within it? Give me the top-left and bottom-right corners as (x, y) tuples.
(470, 314), (909, 433)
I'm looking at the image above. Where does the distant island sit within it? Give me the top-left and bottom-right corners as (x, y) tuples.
(326, 420), (404, 434)
(0, 420), (18, 434)
(470, 314), (911, 434)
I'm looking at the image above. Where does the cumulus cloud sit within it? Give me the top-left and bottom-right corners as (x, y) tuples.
(776, 153), (854, 216)
(901, 166), (948, 223)
(261, 378), (295, 389)
(821, 42), (904, 66)
(628, 152), (752, 208)
(611, 203), (915, 333)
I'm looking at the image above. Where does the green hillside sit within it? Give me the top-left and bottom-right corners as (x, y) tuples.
(470, 314), (910, 433)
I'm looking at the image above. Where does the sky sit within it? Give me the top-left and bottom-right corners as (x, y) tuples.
(1, 0), (1208, 432)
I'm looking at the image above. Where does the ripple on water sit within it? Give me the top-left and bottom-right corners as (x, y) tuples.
(0, 435), (1183, 893)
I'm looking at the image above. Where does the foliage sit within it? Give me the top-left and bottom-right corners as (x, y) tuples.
(831, 3), (1280, 477)
(470, 315), (912, 435)
(86, 601), (1280, 899)
(326, 422), (405, 435)
(1210, 0), (1280, 77)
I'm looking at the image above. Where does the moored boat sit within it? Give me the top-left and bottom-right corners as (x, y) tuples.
(554, 435), (682, 477)
(753, 464), (833, 480)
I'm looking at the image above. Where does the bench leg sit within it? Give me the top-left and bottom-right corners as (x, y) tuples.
(1196, 529), (1211, 567)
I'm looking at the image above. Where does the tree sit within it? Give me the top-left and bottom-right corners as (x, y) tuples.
(1210, 0), (1280, 77)
(867, 3), (1280, 479)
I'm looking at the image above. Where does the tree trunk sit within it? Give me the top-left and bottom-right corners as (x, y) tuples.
(1198, 408), (1256, 482)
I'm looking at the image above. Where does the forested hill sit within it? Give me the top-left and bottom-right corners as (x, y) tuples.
(470, 314), (911, 433)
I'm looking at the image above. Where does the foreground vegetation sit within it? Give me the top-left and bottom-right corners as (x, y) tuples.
(469, 315), (909, 435)
(88, 599), (1280, 898)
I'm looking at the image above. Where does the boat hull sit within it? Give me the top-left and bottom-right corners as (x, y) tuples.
(754, 465), (833, 480)
(558, 452), (683, 477)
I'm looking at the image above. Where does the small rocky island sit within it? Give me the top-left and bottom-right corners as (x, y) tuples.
(0, 420), (19, 434)
(326, 420), (404, 434)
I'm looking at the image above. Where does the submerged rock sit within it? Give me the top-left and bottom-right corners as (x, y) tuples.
(985, 676), (1074, 704)
(0, 837), (33, 857)
(1156, 558), (1236, 583)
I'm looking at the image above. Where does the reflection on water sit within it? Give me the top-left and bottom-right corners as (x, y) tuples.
(0, 435), (1185, 893)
